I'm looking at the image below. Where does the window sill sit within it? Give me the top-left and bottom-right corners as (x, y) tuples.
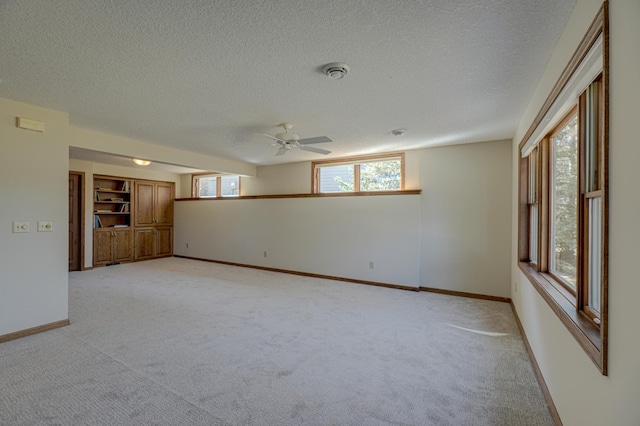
(518, 262), (605, 374)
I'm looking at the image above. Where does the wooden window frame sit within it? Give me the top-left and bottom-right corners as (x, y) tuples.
(312, 152), (405, 194)
(192, 173), (241, 198)
(517, 2), (608, 375)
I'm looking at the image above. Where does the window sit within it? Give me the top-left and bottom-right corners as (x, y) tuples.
(518, 3), (608, 374)
(312, 153), (404, 193)
(192, 174), (240, 198)
(549, 110), (578, 289)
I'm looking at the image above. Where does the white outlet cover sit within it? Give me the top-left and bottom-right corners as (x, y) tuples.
(13, 221), (30, 233)
(38, 221), (53, 232)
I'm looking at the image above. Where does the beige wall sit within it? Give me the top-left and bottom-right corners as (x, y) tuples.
(419, 140), (512, 297)
(69, 127), (256, 177)
(174, 195), (422, 287)
(240, 150), (422, 196)
(0, 98), (70, 335)
(175, 141), (512, 297)
(511, 1), (640, 424)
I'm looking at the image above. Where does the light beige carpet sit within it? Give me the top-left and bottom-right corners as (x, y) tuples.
(0, 257), (553, 425)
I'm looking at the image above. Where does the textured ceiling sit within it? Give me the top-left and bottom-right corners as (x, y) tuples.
(0, 0), (576, 167)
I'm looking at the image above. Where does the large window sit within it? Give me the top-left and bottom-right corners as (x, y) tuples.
(192, 174), (240, 198)
(518, 3), (608, 374)
(312, 153), (404, 193)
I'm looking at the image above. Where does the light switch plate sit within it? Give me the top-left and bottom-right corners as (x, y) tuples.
(13, 221), (30, 233)
(38, 221), (53, 232)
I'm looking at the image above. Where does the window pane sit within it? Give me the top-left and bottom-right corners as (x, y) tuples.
(360, 160), (401, 191)
(550, 114), (578, 287)
(198, 177), (217, 198)
(585, 81), (600, 192)
(319, 165), (354, 192)
(588, 197), (602, 315)
(530, 205), (538, 264)
(529, 148), (537, 203)
(220, 175), (239, 197)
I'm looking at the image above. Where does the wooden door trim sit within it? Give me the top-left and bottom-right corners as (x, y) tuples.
(69, 171), (86, 270)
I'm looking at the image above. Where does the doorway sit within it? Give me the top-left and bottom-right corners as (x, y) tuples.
(69, 171), (85, 271)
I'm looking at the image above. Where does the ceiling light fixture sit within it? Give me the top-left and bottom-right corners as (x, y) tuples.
(323, 62), (350, 80)
(133, 158), (151, 166)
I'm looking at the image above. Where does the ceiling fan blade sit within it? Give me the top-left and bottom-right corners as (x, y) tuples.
(275, 147), (288, 156)
(257, 133), (285, 143)
(298, 136), (332, 145)
(300, 145), (331, 155)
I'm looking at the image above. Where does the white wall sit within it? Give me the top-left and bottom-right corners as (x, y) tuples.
(0, 98), (70, 335)
(174, 195), (421, 287)
(241, 162), (313, 195)
(419, 140), (512, 297)
(69, 127), (256, 177)
(175, 141), (512, 296)
(511, 1), (640, 424)
(69, 159), (182, 269)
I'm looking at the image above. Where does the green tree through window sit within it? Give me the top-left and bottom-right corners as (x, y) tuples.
(335, 160), (401, 192)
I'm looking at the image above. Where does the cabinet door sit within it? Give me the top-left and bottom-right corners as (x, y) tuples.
(156, 226), (173, 257)
(155, 183), (174, 226)
(93, 229), (114, 266)
(113, 229), (133, 263)
(134, 182), (155, 226)
(134, 228), (156, 260)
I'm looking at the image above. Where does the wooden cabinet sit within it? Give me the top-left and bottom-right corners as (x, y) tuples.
(93, 228), (133, 266)
(134, 181), (174, 227)
(93, 176), (174, 267)
(133, 180), (174, 260)
(134, 226), (173, 261)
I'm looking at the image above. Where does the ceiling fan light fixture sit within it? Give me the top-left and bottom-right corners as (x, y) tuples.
(323, 62), (350, 80)
(133, 158), (151, 166)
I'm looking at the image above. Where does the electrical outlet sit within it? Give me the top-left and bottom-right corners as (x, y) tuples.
(13, 222), (29, 233)
(514, 282), (518, 293)
(264, 251), (267, 258)
(38, 221), (53, 232)
(369, 261), (374, 269)
(186, 243), (189, 248)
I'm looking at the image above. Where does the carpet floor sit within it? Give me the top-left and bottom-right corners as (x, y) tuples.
(0, 257), (553, 425)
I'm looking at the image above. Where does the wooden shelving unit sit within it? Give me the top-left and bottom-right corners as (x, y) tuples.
(93, 175), (133, 266)
(93, 176), (131, 228)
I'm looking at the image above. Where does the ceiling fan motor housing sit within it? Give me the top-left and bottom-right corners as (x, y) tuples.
(276, 132), (299, 142)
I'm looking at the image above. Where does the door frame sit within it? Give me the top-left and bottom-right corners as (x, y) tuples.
(69, 171), (86, 271)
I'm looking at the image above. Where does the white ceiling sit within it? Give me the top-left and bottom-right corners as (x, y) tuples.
(0, 0), (576, 167)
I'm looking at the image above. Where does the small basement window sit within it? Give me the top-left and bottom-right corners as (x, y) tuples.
(312, 153), (404, 193)
(192, 174), (240, 198)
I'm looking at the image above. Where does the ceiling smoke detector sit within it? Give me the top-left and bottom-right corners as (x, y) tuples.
(391, 129), (406, 137)
(323, 62), (350, 80)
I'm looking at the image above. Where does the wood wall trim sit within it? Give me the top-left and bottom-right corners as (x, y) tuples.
(176, 189), (421, 201)
(69, 171), (86, 272)
(174, 255), (419, 292)
(510, 303), (563, 426)
(419, 287), (511, 303)
(0, 319), (70, 344)
(518, 2), (607, 152)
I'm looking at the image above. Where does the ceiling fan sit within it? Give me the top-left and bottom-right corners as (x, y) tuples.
(259, 123), (332, 156)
